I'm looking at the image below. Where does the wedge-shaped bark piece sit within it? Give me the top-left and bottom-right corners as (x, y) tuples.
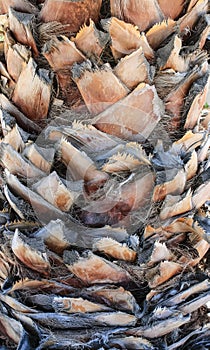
(93, 83), (164, 141)
(102, 17), (154, 61)
(197, 133), (210, 162)
(4, 169), (69, 224)
(0, 109), (25, 151)
(184, 74), (209, 129)
(114, 48), (154, 89)
(81, 173), (154, 226)
(157, 35), (189, 72)
(52, 296), (111, 313)
(192, 217), (210, 244)
(84, 285), (139, 313)
(0, 61), (12, 83)
(147, 241), (173, 266)
(143, 225), (161, 240)
(146, 19), (177, 50)
(127, 314), (190, 338)
(184, 14), (210, 51)
(23, 143), (55, 174)
(0, 293), (37, 314)
(9, 8), (38, 56)
(166, 279), (210, 306)
(146, 261), (182, 288)
(185, 150), (198, 180)
(0, 0), (38, 14)
(0, 313), (24, 345)
(101, 141), (151, 168)
(3, 27), (11, 58)
(11, 277), (77, 294)
(162, 217), (196, 236)
(43, 35), (85, 71)
(93, 237), (137, 261)
(0, 76), (12, 94)
(198, 14), (210, 49)
(64, 250), (131, 284)
(152, 169), (186, 202)
(72, 61), (128, 115)
(110, 0), (164, 32)
(108, 336), (153, 349)
(200, 108), (210, 129)
(59, 138), (109, 193)
(157, 0), (184, 19)
(94, 312), (137, 327)
(72, 19), (109, 57)
(4, 30), (31, 82)
(168, 327), (210, 350)
(0, 36), (12, 71)
(28, 310), (136, 328)
(192, 179), (210, 209)
(144, 224), (189, 243)
(154, 70), (187, 99)
(69, 121), (121, 153)
(0, 93), (41, 133)
(35, 219), (70, 253)
(115, 173), (154, 213)
(32, 171), (76, 212)
(12, 58), (53, 121)
(6, 43), (30, 82)
(0, 143), (45, 178)
(102, 152), (145, 173)
(22, 293), (55, 312)
(165, 63), (208, 128)
(43, 35), (85, 99)
(144, 217), (203, 241)
(174, 130), (204, 151)
(0, 14), (8, 31)
(46, 121), (119, 153)
(4, 185), (25, 219)
(178, 292), (210, 315)
(152, 139), (184, 170)
(2, 123), (25, 152)
(35, 219), (129, 252)
(160, 191), (193, 220)
(40, 0), (102, 32)
(178, 0), (208, 32)
(187, 0), (200, 12)
(12, 229), (50, 275)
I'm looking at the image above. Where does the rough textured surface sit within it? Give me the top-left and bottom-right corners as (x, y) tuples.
(0, 1), (209, 349)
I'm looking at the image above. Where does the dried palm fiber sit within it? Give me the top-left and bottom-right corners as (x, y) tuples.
(0, 1), (209, 349)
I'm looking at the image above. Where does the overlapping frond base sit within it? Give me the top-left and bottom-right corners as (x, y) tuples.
(0, 1), (209, 349)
